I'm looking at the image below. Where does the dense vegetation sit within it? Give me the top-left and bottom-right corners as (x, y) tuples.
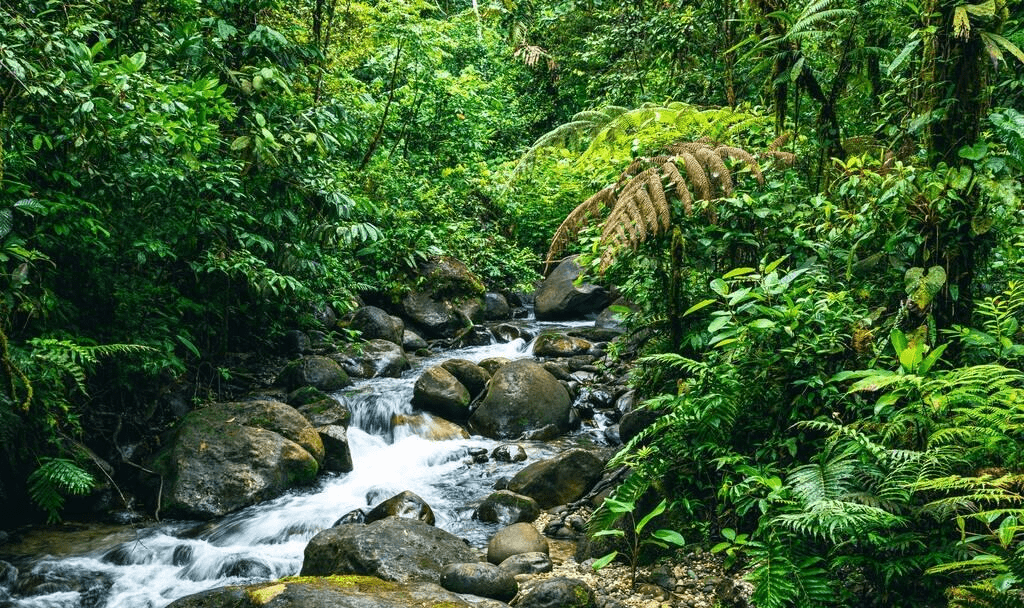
(2, 0), (1023, 605)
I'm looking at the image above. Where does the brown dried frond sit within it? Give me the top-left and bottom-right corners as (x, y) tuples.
(679, 152), (712, 200)
(694, 147), (733, 197)
(715, 146), (765, 186)
(767, 132), (792, 151)
(661, 160), (694, 216)
(620, 158), (656, 183)
(644, 169), (672, 233)
(665, 141), (707, 156)
(544, 186), (614, 274)
(761, 150), (797, 166)
(514, 45), (556, 70)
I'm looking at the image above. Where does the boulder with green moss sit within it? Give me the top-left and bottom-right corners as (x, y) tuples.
(149, 400), (322, 520)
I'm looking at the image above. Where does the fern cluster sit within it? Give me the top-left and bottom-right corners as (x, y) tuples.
(27, 457), (95, 523)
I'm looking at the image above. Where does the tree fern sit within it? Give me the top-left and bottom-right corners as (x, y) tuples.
(28, 457), (95, 523)
(544, 140), (768, 271)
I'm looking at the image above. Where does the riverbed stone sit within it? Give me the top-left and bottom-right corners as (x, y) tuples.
(411, 365), (471, 422)
(478, 357), (511, 375)
(402, 329), (428, 352)
(391, 413), (469, 440)
(516, 577), (597, 608)
(468, 360), (572, 439)
(277, 355), (352, 392)
(165, 577), (491, 608)
(487, 522), (549, 565)
(333, 339), (410, 379)
(349, 305), (404, 345)
(317, 425), (353, 473)
(441, 358), (491, 397)
(441, 562), (518, 602)
(491, 444), (527, 463)
(483, 292), (511, 320)
(301, 518), (480, 583)
(506, 449), (606, 508)
(474, 490), (540, 525)
(296, 396), (351, 428)
(364, 490), (435, 525)
(532, 333), (594, 358)
(535, 256), (610, 320)
(151, 400), (322, 519)
(498, 552), (552, 576)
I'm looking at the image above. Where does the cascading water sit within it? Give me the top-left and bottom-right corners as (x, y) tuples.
(1, 327), (596, 608)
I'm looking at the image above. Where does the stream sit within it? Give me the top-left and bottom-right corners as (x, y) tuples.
(1, 319), (608, 608)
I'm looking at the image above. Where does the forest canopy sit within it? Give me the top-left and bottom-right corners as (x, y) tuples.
(2, 0), (1024, 605)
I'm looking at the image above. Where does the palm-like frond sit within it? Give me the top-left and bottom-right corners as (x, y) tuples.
(544, 141), (770, 272)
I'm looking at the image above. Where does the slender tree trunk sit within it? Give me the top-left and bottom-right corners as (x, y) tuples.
(359, 40), (404, 171)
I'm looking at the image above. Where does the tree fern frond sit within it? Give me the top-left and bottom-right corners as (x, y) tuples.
(544, 186), (615, 272)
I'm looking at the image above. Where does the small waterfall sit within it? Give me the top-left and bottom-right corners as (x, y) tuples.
(2, 327), (565, 608)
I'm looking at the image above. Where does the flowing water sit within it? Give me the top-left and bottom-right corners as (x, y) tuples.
(1, 320), (604, 608)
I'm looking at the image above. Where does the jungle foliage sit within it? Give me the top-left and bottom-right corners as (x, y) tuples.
(2, 0), (1024, 604)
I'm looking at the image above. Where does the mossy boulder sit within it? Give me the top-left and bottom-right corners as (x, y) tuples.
(516, 577), (596, 608)
(150, 400), (321, 520)
(532, 333), (594, 358)
(277, 356), (352, 392)
(165, 575), (488, 608)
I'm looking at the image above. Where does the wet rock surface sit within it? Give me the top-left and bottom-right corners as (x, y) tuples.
(468, 360), (572, 439)
(300, 518), (479, 583)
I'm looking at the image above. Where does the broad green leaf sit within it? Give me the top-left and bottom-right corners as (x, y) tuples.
(749, 319), (776, 329)
(593, 529), (626, 538)
(591, 551), (618, 570)
(683, 299), (717, 316)
(891, 329), (908, 354)
(651, 529), (685, 546)
(722, 527), (737, 541)
(723, 267), (756, 279)
(710, 278), (729, 296)
(765, 255), (788, 274)
(635, 499), (667, 533)
(917, 343), (948, 375)
(711, 541), (731, 553)
(231, 136), (251, 150)
(708, 315), (731, 333)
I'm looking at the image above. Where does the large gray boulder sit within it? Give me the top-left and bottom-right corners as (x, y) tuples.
(166, 577), (494, 608)
(486, 522), (549, 565)
(411, 366), (471, 422)
(535, 256), (610, 320)
(400, 257), (485, 338)
(349, 306), (404, 345)
(150, 401), (322, 519)
(333, 339), (409, 379)
(441, 562), (518, 602)
(301, 518), (480, 583)
(277, 355), (352, 392)
(506, 449), (606, 508)
(468, 360), (572, 439)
